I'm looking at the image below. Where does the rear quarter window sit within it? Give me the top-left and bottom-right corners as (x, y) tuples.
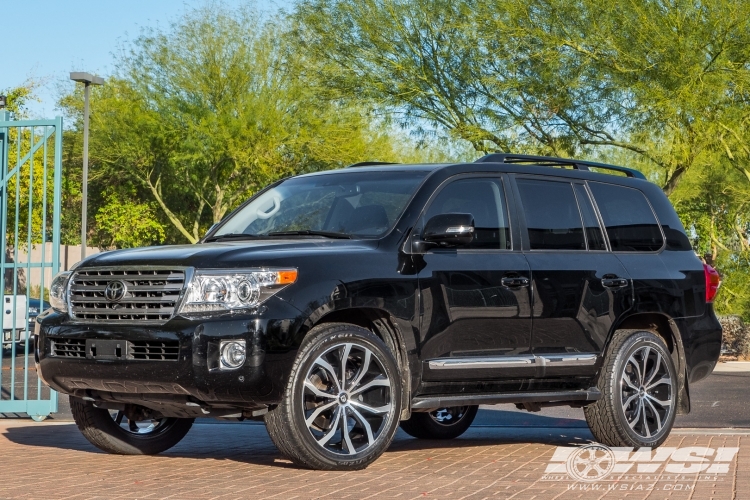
(589, 182), (664, 252)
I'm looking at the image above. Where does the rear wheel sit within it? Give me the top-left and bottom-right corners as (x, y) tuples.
(70, 396), (194, 455)
(265, 323), (402, 470)
(585, 330), (677, 448)
(400, 405), (478, 440)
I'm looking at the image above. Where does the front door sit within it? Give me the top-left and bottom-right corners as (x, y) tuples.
(513, 177), (633, 379)
(416, 175), (534, 381)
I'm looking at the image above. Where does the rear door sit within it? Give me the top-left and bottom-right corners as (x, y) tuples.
(417, 175), (535, 381)
(512, 177), (633, 378)
(587, 182), (672, 318)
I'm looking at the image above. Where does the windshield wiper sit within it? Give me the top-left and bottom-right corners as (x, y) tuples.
(204, 233), (261, 242)
(266, 230), (352, 239)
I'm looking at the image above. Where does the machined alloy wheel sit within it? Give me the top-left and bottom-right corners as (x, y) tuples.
(585, 330), (677, 448)
(620, 345), (673, 440)
(109, 410), (171, 435)
(302, 342), (394, 456)
(400, 405), (478, 440)
(265, 323), (402, 470)
(429, 406), (470, 425)
(70, 396), (194, 455)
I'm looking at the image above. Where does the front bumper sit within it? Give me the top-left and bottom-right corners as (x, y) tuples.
(36, 298), (302, 411)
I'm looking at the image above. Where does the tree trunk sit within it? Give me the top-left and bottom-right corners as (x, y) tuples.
(3, 246), (27, 295)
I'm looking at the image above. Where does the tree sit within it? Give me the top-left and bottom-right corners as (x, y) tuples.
(60, 5), (407, 245)
(1, 81), (53, 293)
(94, 195), (165, 249)
(293, 0), (750, 194)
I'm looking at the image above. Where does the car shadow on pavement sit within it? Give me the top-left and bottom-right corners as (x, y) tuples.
(2, 410), (595, 469)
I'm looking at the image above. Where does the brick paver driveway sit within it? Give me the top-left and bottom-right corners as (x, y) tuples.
(0, 417), (746, 500)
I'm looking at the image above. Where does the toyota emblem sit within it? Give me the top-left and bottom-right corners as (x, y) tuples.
(104, 280), (127, 302)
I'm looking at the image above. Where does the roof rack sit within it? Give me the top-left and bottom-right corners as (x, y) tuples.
(475, 153), (646, 180)
(346, 161), (398, 168)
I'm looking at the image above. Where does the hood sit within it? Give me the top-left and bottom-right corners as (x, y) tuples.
(79, 239), (376, 269)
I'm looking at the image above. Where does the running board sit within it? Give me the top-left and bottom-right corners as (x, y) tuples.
(410, 388), (601, 409)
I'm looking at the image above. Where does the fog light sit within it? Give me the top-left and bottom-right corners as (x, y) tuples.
(220, 340), (246, 370)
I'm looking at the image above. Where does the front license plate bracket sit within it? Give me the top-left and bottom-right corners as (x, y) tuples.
(86, 339), (126, 360)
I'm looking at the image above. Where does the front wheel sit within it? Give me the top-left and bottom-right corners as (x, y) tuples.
(70, 397), (194, 455)
(400, 405), (478, 440)
(265, 323), (402, 470)
(585, 330), (677, 448)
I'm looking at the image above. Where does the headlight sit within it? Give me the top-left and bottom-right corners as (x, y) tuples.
(179, 269), (297, 314)
(49, 271), (72, 313)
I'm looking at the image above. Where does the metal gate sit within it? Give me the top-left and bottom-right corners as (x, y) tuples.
(0, 111), (62, 419)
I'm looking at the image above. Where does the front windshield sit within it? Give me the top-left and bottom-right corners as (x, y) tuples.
(214, 170), (428, 238)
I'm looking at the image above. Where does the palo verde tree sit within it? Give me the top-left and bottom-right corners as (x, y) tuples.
(61, 4), (403, 245)
(294, 0), (750, 194)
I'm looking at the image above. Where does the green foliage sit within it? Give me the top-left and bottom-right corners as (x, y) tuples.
(94, 195), (165, 249)
(59, 5), (415, 244)
(0, 82), (37, 117)
(28, 284), (49, 302)
(1, 81), (57, 250)
(293, 0), (750, 191)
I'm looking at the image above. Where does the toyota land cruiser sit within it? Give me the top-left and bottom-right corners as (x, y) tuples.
(36, 154), (722, 470)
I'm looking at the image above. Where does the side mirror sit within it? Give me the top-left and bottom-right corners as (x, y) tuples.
(423, 213), (475, 247)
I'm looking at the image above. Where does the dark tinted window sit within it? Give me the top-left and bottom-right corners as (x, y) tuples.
(574, 184), (607, 250)
(425, 178), (510, 249)
(589, 182), (664, 252)
(516, 179), (585, 250)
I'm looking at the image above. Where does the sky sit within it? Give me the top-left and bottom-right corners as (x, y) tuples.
(2, 0), (291, 119)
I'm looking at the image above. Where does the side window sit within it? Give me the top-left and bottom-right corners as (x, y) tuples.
(425, 178), (510, 249)
(589, 182), (664, 252)
(573, 184), (607, 250)
(516, 179), (585, 250)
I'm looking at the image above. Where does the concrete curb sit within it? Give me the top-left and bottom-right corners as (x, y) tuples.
(713, 361), (750, 372)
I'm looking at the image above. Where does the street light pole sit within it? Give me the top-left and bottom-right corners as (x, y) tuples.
(70, 72), (104, 261)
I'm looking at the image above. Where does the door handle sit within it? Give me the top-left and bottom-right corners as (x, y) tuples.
(601, 277), (628, 288)
(501, 276), (530, 288)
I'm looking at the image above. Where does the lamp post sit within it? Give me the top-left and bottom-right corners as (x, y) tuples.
(70, 72), (104, 260)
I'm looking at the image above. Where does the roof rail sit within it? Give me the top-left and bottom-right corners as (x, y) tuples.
(346, 161), (398, 168)
(475, 153), (646, 180)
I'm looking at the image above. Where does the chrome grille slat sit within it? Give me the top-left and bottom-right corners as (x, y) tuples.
(70, 284), (183, 292)
(71, 296), (178, 304)
(69, 268), (185, 324)
(71, 307), (176, 314)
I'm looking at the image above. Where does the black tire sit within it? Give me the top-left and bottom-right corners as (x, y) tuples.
(265, 323), (402, 470)
(400, 405), (478, 440)
(585, 330), (677, 448)
(70, 396), (194, 455)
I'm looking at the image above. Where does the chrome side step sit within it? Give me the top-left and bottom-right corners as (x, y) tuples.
(410, 388), (601, 409)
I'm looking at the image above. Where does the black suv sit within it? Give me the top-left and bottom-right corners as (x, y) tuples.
(37, 154), (722, 470)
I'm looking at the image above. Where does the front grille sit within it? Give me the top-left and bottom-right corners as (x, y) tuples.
(69, 268), (185, 323)
(53, 338), (86, 358)
(128, 340), (180, 361)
